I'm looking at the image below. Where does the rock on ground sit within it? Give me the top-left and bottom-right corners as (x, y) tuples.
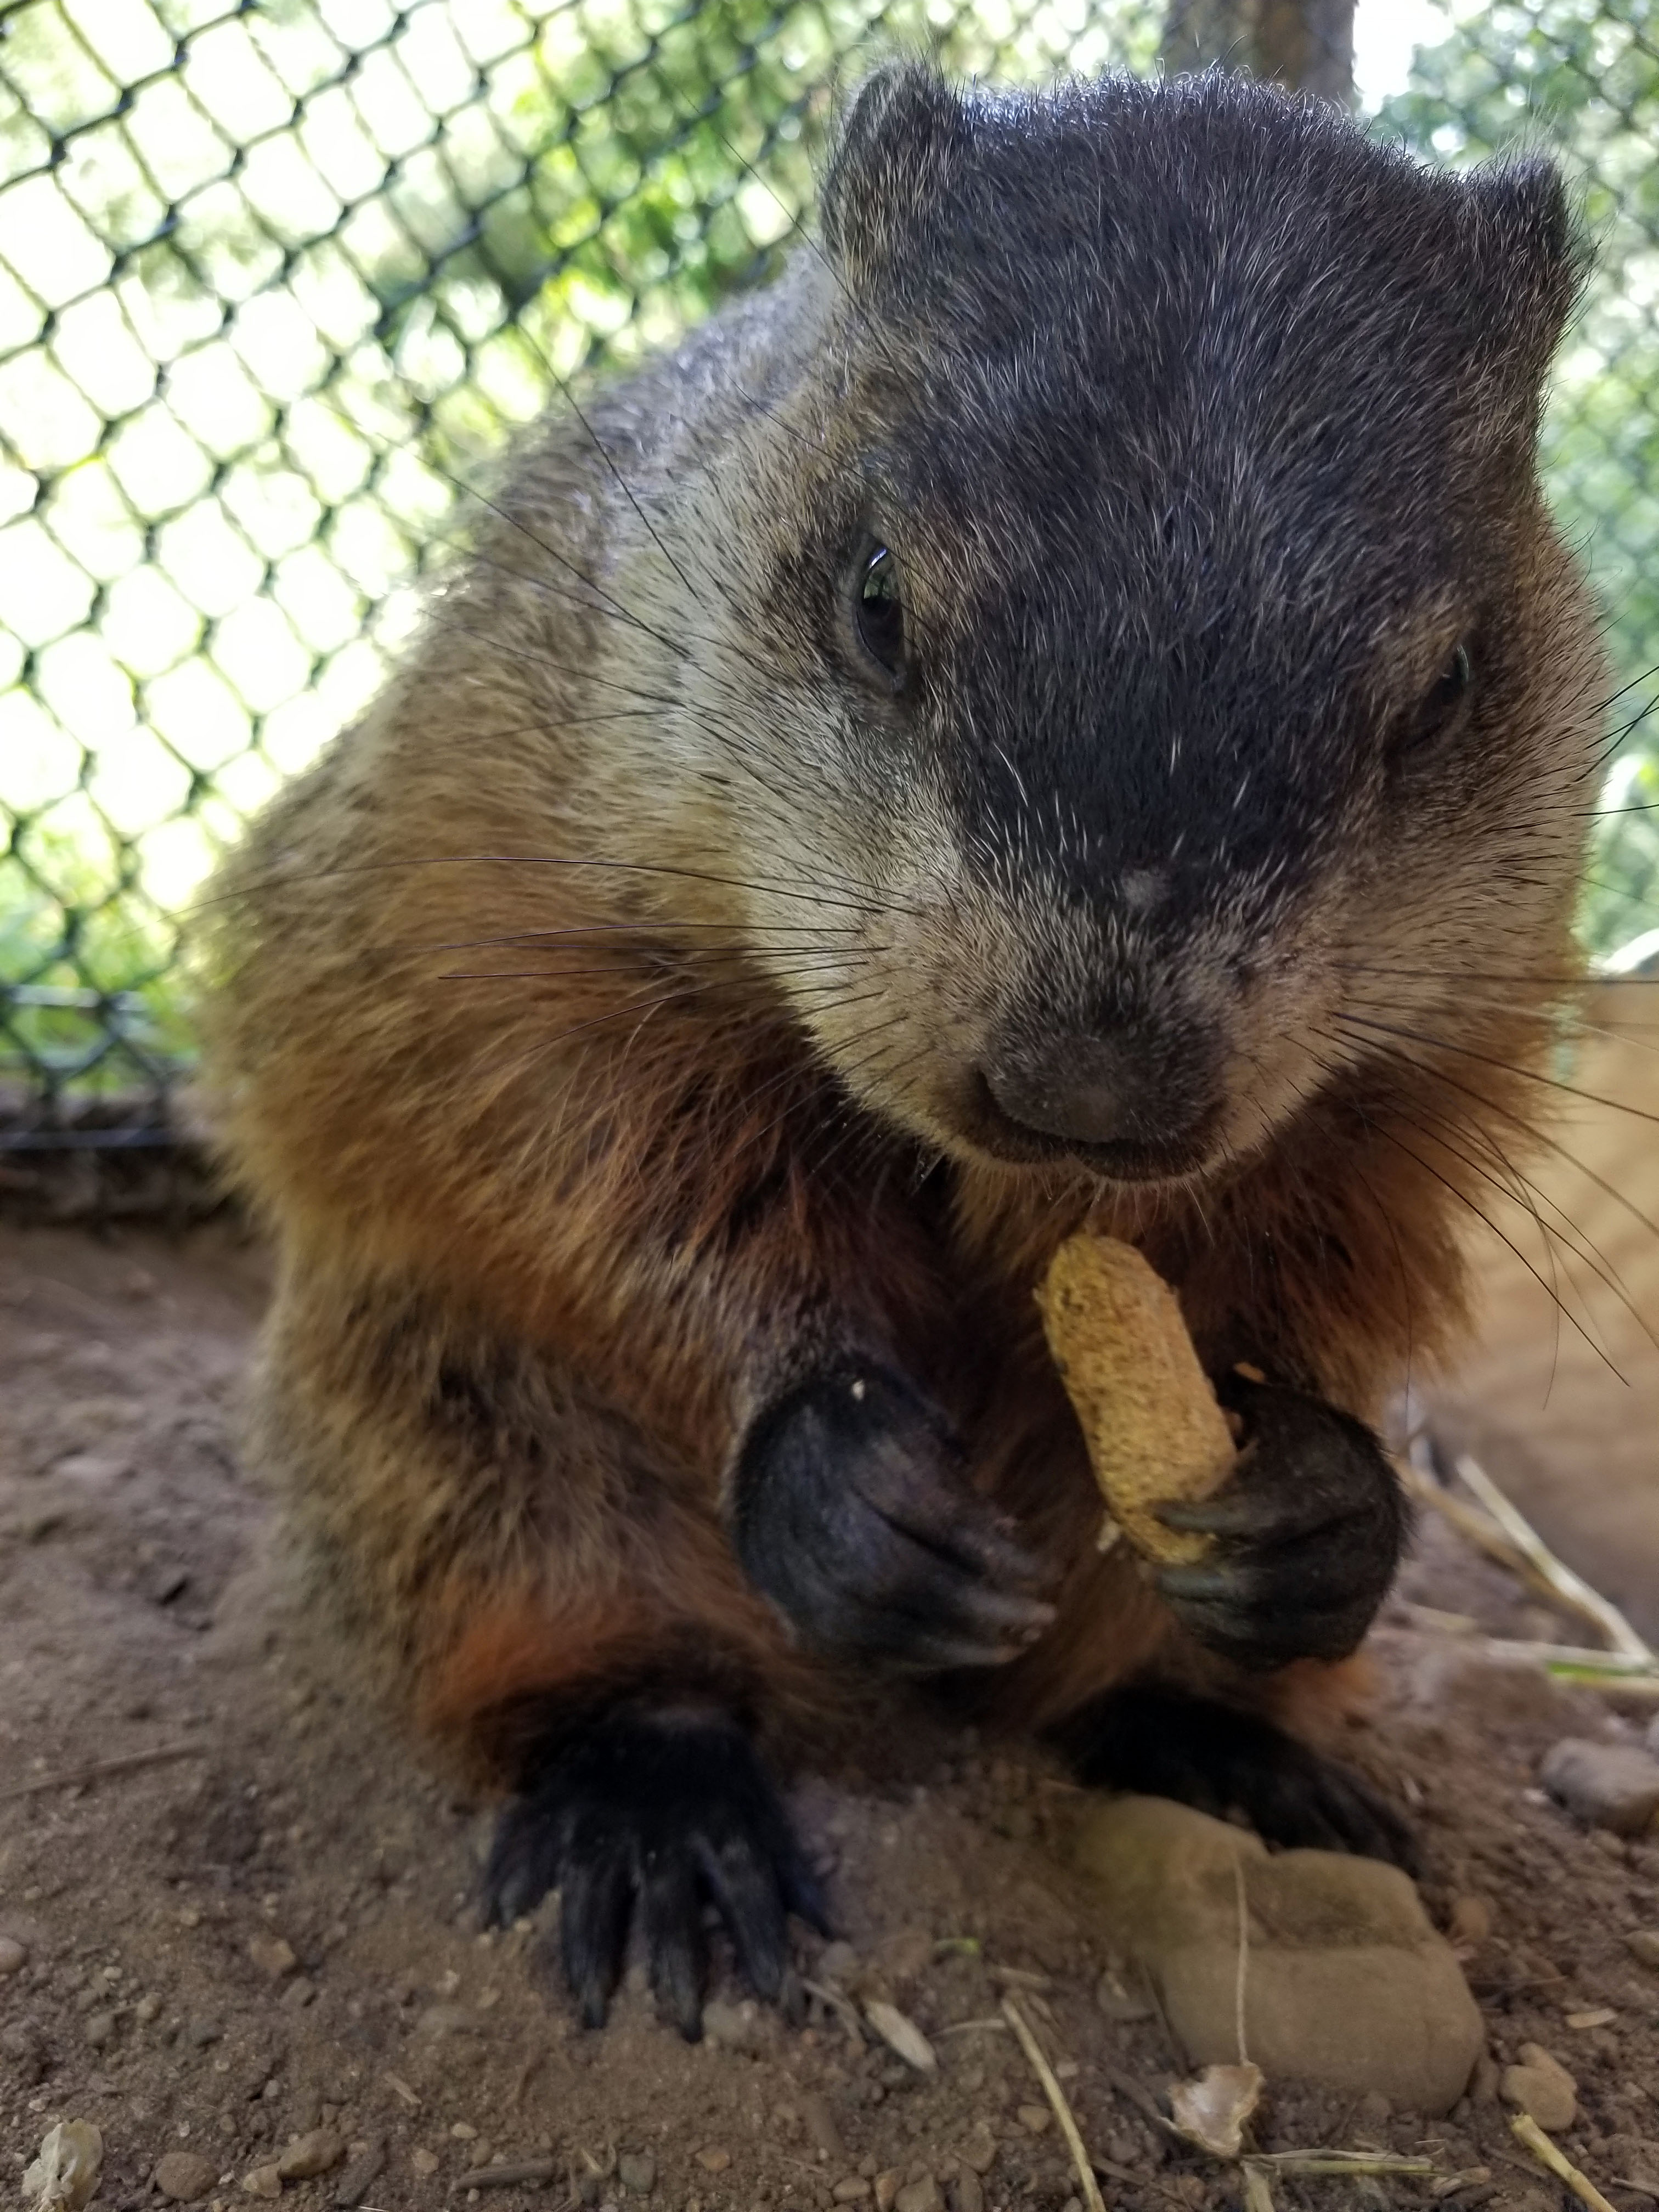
(1541, 1739), (1659, 1836)
(1500, 2044), (1579, 2134)
(1073, 1794), (1483, 2114)
(153, 2151), (219, 2204)
(276, 2129), (343, 2181)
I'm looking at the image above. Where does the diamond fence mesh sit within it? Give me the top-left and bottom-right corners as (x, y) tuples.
(0, 0), (1655, 1162)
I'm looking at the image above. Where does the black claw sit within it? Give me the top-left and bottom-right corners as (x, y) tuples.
(1052, 1683), (1418, 1872)
(482, 1706), (826, 2038)
(560, 1841), (633, 2031)
(704, 1836), (788, 2000)
(641, 1849), (708, 2041)
(483, 1800), (566, 1929)
(1155, 1376), (1407, 1671)
(782, 1857), (835, 1940)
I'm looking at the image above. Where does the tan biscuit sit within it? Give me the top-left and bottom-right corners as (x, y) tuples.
(1037, 1235), (1236, 1566)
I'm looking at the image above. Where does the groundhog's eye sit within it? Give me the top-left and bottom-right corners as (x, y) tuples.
(1407, 639), (1475, 748)
(854, 545), (905, 679)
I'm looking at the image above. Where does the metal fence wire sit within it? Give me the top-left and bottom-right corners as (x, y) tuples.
(0, 0), (1656, 1159)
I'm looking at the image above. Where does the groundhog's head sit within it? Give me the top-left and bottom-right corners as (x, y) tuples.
(665, 65), (1604, 1184)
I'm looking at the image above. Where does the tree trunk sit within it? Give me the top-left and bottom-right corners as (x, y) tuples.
(1160, 0), (1355, 105)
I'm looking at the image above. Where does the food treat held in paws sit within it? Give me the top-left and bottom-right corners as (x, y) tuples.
(1037, 1235), (1237, 1565)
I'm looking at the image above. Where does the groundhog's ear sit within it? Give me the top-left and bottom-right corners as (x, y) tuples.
(821, 63), (968, 294)
(1464, 154), (1589, 364)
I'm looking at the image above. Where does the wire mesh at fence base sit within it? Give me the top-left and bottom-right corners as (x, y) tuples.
(0, 0), (1655, 1148)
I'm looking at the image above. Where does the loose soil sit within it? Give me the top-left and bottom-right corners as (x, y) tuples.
(7, 1026), (1659, 2212)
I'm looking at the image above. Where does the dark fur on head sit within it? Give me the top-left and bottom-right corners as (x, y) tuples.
(716, 64), (1599, 1179)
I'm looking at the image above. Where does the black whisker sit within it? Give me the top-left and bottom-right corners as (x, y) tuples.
(509, 326), (705, 607)
(190, 851), (915, 923)
(1339, 1008), (1659, 1262)
(1332, 1008), (1659, 1127)
(1308, 1028), (1657, 1358)
(1302, 1043), (1627, 1382)
(418, 922), (865, 955)
(435, 954), (873, 982)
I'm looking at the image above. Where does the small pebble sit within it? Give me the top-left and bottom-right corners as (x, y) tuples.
(450, 2125), (478, 2143)
(187, 2018), (223, 2050)
(894, 2179), (940, 2212)
(696, 2150), (731, 2174)
(411, 2150), (441, 2177)
(83, 2010), (116, 2049)
(242, 2169), (281, 2200)
(1500, 2044), (1578, 2134)
(874, 2174), (902, 2212)
(1447, 1896), (1492, 1945)
(1015, 2107), (1051, 2137)
(279, 1977), (317, 2011)
(800, 2095), (845, 2163)
(0, 1936), (27, 1975)
(956, 2127), (996, 2179)
(1626, 1930), (1659, 1970)
(831, 2182), (868, 2202)
(618, 2152), (656, 2195)
(136, 1995), (162, 2023)
(247, 1936), (297, 1979)
(279, 2132), (344, 2183)
(951, 2177), (983, 2212)
(1540, 1739), (1659, 1836)
(155, 2152), (221, 2203)
(703, 2000), (768, 2054)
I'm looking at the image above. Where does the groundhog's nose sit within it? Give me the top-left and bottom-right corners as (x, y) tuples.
(980, 1030), (1217, 1161)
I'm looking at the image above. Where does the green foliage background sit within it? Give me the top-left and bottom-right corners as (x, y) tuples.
(1379, 0), (1659, 955)
(0, 0), (1655, 1112)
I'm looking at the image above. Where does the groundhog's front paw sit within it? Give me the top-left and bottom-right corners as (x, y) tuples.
(1055, 1684), (1417, 1869)
(732, 1364), (1055, 1671)
(1152, 1374), (1407, 1669)
(482, 1707), (830, 2039)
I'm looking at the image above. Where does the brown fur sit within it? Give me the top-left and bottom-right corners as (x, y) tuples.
(199, 68), (1604, 1788)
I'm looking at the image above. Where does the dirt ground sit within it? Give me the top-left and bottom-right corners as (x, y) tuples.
(7, 1005), (1659, 2212)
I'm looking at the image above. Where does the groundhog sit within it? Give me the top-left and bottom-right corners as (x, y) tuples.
(201, 64), (1603, 2039)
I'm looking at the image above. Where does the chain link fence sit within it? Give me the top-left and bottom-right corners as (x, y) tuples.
(1, 0), (1656, 1172)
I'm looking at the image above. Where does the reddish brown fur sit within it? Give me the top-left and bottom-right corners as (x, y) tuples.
(199, 70), (1602, 1798)
(212, 775), (1561, 1772)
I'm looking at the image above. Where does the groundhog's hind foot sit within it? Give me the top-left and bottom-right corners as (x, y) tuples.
(1053, 1684), (1418, 1872)
(482, 1707), (831, 2039)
